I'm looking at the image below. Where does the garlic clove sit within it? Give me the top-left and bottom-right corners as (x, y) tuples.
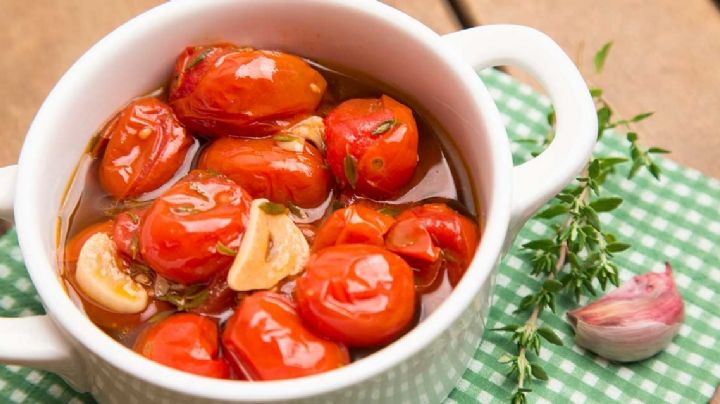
(227, 199), (309, 291)
(276, 116), (325, 153)
(567, 263), (684, 362)
(76, 232), (148, 313)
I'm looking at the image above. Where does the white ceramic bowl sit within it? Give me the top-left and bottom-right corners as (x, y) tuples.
(0, 1), (596, 402)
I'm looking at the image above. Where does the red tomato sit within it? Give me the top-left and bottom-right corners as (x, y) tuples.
(191, 268), (236, 315)
(113, 208), (147, 261)
(325, 95), (418, 198)
(388, 203), (479, 286)
(169, 43), (237, 101)
(99, 97), (194, 199)
(222, 292), (349, 380)
(294, 244), (416, 347)
(313, 204), (395, 251)
(385, 217), (440, 264)
(197, 137), (330, 208)
(169, 47), (326, 137)
(134, 313), (229, 379)
(140, 170), (252, 284)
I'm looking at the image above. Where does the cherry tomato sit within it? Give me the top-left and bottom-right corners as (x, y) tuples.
(98, 97), (194, 199)
(169, 43), (237, 101)
(325, 95), (418, 198)
(169, 47), (327, 137)
(294, 244), (416, 347)
(140, 170), (252, 284)
(191, 268), (236, 315)
(197, 137), (330, 208)
(312, 204), (395, 251)
(385, 217), (440, 264)
(134, 313), (229, 379)
(113, 208), (147, 261)
(388, 203), (479, 286)
(222, 292), (349, 380)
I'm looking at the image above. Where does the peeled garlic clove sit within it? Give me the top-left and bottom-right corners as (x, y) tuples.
(76, 232), (148, 313)
(227, 199), (309, 291)
(278, 116), (325, 153)
(567, 263), (683, 362)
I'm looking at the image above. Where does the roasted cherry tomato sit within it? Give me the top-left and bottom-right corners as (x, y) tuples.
(169, 46), (326, 137)
(197, 137), (330, 208)
(113, 208), (147, 261)
(325, 95), (418, 198)
(99, 97), (194, 199)
(385, 216), (441, 264)
(140, 170), (252, 284)
(387, 203), (479, 286)
(191, 268), (236, 315)
(134, 313), (229, 379)
(168, 43), (237, 101)
(222, 292), (349, 380)
(312, 204), (395, 251)
(295, 244), (415, 347)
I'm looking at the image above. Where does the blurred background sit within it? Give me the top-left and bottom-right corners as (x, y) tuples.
(1, 0), (719, 177)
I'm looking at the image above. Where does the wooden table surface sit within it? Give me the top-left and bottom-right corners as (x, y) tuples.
(2, 0), (719, 178)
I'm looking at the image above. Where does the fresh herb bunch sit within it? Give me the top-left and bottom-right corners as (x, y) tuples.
(495, 42), (670, 404)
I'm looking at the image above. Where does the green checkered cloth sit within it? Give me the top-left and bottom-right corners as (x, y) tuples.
(1, 69), (718, 403)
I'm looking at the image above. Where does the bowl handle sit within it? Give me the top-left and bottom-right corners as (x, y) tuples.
(0, 165), (88, 391)
(0, 316), (88, 391)
(441, 25), (597, 245)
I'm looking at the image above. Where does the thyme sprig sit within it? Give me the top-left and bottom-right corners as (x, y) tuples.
(497, 42), (668, 404)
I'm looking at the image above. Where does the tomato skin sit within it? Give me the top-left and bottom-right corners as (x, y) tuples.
(391, 204), (479, 286)
(191, 268), (236, 315)
(170, 48), (326, 137)
(113, 208), (147, 261)
(222, 292), (349, 380)
(197, 137), (331, 208)
(140, 170), (252, 284)
(169, 43), (237, 101)
(133, 313), (229, 379)
(295, 244), (416, 347)
(385, 217), (441, 264)
(325, 95), (418, 198)
(99, 98), (193, 199)
(313, 204), (395, 251)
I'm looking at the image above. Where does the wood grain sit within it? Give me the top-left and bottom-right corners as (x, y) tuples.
(457, 0), (720, 178)
(0, 0), (164, 167)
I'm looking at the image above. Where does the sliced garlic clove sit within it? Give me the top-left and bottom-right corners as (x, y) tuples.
(280, 116), (326, 153)
(227, 199), (309, 291)
(76, 232), (148, 314)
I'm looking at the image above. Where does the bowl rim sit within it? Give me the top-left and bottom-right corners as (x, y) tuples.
(15, 0), (513, 400)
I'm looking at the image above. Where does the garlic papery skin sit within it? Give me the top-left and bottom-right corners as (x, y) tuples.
(567, 263), (684, 362)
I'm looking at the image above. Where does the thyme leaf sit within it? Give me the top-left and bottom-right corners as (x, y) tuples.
(343, 154), (358, 188)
